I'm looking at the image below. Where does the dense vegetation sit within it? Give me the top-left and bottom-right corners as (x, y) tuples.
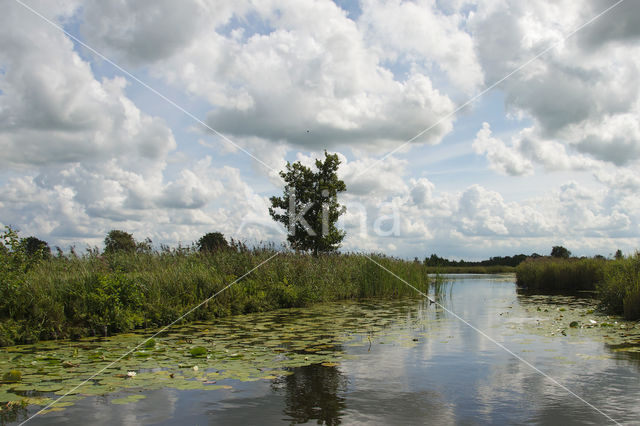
(516, 254), (640, 320)
(424, 253), (530, 269)
(515, 257), (606, 293)
(599, 255), (640, 320)
(0, 227), (433, 346)
(423, 264), (515, 274)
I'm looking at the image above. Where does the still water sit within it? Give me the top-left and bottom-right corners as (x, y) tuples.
(7, 275), (640, 425)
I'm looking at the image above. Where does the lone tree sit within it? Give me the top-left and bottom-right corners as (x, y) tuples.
(269, 151), (346, 255)
(551, 245), (571, 259)
(197, 232), (229, 252)
(104, 230), (137, 254)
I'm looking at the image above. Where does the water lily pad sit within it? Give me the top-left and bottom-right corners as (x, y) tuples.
(32, 383), (65, 392)
(0, 390), (22, 402)
(2, 370), (22, 383)
(190, 346), (208, 358)
(39, 406), (66, 414)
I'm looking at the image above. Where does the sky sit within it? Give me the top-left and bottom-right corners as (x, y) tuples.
(1, 0), (640, 260)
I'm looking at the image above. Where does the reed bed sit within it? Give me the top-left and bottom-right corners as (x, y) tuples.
(599, 254), (640, 320)
(0, 248), (432, 346)
(515, 257), (606, 293)
(516, 255), (640, 320)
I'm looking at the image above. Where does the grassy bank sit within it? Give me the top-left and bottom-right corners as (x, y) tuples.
(516, 255), (640, 320)
(0, 246), (433, 346)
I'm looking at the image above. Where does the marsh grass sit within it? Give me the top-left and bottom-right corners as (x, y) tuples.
(0, 248), (433, 346)
(515, 257), (606, 293)
(516, 255), (640, 320)
(599, 254), (640, 320)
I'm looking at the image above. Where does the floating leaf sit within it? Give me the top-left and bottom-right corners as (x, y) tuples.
(2, 370), (22, 383)
(0, 390), (22, 403)
(190, 347), (207, 357)
(39, 406), (66, 414)
(33, 383), (65, 392)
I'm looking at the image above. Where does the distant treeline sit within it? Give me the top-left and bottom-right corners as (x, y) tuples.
(423, 253), (532, 268)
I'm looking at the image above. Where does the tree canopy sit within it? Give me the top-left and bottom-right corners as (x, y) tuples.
(551, 245), (571, 258)
(21, 236), (51, 260)
(269, 151), (346, 255)
(197, 232), (229, 252)
(104, 230), (137, 254)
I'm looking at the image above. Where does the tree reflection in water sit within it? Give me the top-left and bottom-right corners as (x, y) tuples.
(272, 363), (347, 425)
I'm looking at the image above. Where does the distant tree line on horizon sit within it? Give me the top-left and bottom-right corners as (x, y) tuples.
(1, 226), (628, 266)
(423, 245), (625, 268)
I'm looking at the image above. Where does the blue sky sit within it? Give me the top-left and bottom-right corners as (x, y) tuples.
(1, 0), (639, 260)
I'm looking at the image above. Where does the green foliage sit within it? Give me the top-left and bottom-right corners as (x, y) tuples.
(21, 236), (51, 260)
(516, 252), (640, 320)
(189, 346), (207, 357)
(516, 256), (606, 293)
(424, 253), (526, 268)
(104, 230), (136, 254)
(425, 265), (515, 274)
(2, 370), (21, 383)
(599, 254), (640, 320)
(86, 272), (145, 335)
(1, 227), (27, 292)
(269, 151), (346, 255)
(0, 239), (434, 346)
(136, 237), (153, 254)
(551, 245), (571, 259)
(1, 227), (50, 319)
(197, 232), (229, 252)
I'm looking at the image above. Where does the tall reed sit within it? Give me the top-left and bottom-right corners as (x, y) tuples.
(599, 254), (640, 320)
(515, 257), (606, 293)
(0, 248), (433, 346)
(516, 254), (640, 320)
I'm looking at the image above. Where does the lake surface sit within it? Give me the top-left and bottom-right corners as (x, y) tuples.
(3, 274), (640, 425)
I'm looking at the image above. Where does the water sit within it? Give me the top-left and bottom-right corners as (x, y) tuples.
(6, 275), (640, 425)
